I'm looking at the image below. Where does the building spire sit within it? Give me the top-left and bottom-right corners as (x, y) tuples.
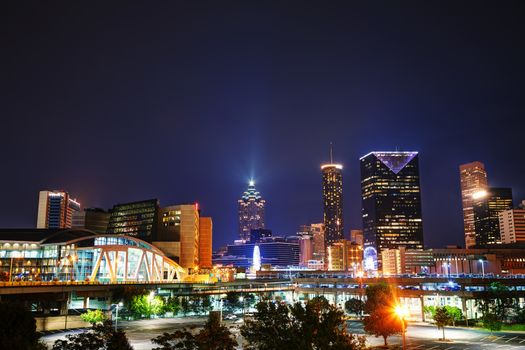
(330, 142), (333, 163)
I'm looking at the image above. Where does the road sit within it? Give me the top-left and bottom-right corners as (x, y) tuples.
(347, 321), (525, 349)
(42, 317), (525, 349)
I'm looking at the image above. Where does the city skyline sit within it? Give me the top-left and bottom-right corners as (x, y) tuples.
(3, 2), (524, 250)
(14, 151), (524, 252)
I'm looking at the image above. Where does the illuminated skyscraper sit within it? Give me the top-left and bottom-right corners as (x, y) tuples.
(238, 181), (265, 242)
(360, 151), (424, 260)
(321, 148), (344, 246)
(460, 162), (489, 248)
(37, 190), (81, 229)
(198, 216), (212, 269)
(499, 203), (525, 244)
(106, 199), (159, 240)
(473, 188), (513, 245)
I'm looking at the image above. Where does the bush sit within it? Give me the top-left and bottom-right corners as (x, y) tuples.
(81, 310), (107, 325)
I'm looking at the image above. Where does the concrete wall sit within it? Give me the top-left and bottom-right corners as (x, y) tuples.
(35, 315), (91, 332)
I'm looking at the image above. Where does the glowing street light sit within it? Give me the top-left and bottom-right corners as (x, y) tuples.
(479, 259), (485, 277)
(113, 302), (124, 330)
(394, 304), (409, 350)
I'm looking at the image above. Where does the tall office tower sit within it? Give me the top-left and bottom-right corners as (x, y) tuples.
(327, 239), (362, 271)
(299, 223), (325, 262)
(238, 181), (265, 242)
(299, 236), (313, 266)
(106, 199), (159, 240)
(37, 190), (81, 229)
(350, 229), (364, 246)
(321, 149), (344, 246)
(460, 162), (489, 248)
(297, 229), (313, 266)
(499, 203), (525, 244)
(473, 188), (513, 245)
(198, 217), (212, 269)
(311, 223), (325, 262)
(72, 208), (111, 233)
(360, 151), (424, 260)
(154, 204), (200, 269)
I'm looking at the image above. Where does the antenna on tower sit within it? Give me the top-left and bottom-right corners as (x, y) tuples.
(330, 142), (333, 163)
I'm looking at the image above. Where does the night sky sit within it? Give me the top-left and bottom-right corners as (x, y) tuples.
(2, 2), (524, 250)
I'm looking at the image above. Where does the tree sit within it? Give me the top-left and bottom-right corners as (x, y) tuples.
(80, 310), (107, 325)
(180, 297), (191, 316)
(0, 302), (43, 350)
(423, 305), (436, 319)
(345, 298), (364, 319)
(129, 294), (165, 318)
(240, 300), (294, 350)
(195, 313), (236, 350)
(164, 296), (181, 315)
(241, 297), (365, 350)
(483, 311), (503, 333)
(476, 282), (514, 324)
(151, 313), (235, 350)
(443, 306), (462, 326)
(224, 292), (241, 313)
(363, 283), (403, 346)
(433, 307), (453, 340)
(152, 330), (197, 350)
(52, 321), (133, 350)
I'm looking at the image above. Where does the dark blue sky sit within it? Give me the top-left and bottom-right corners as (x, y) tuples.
(2, 2), (524, 249)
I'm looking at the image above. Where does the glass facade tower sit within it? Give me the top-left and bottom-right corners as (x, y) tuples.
(473, 187), (513, 245)
(460, 161), (489, 248)
(322, 164), (344, 246)
(360, 151), (424, 259)
(106, 199), (159, 241)
(238, 181), (265, 242)
(37, 190), (81, 229)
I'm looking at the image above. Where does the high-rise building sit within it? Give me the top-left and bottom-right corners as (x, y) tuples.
(297, 231), (313, 266)
(499, 204), (525, 244)
(360, 151), (424, 261)
(327, 239), (363, 271)
(250, 229), (272, 243)
(37, 190), (81, 229)
(106, 199), (159, 240)
(153, 204), (200, 269)
(321, 153), (344, 246)
(199, 217), (212, 269)
(473, 188), (513, 245)
(72, 208), (110, 234)
(381, 247), (433, 276)
(460, 162), (489, 248)
(350, 229), (364, 246)
(238, 181), (265, 242)
(300, 223), (325, 262)
(226, 237), (300, 267)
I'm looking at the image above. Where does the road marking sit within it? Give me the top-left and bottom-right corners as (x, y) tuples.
(506, 336), (518, 343)
(427, 346), (440, 350)
(519, 339), (525, 344)
(444, 347), (455, 350)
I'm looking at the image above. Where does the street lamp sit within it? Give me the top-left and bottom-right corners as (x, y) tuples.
(394, 304), (409, 350)
(479, 259), (485, 277)
(239, 296), (245, 320)
(114, 302), (124, 330)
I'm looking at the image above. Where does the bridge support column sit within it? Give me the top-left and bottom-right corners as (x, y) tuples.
(83, 297), (90, 309)
(59, 301), (68, 316)
(420, 296), (425, 322)
(462, 298), (468, 327)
